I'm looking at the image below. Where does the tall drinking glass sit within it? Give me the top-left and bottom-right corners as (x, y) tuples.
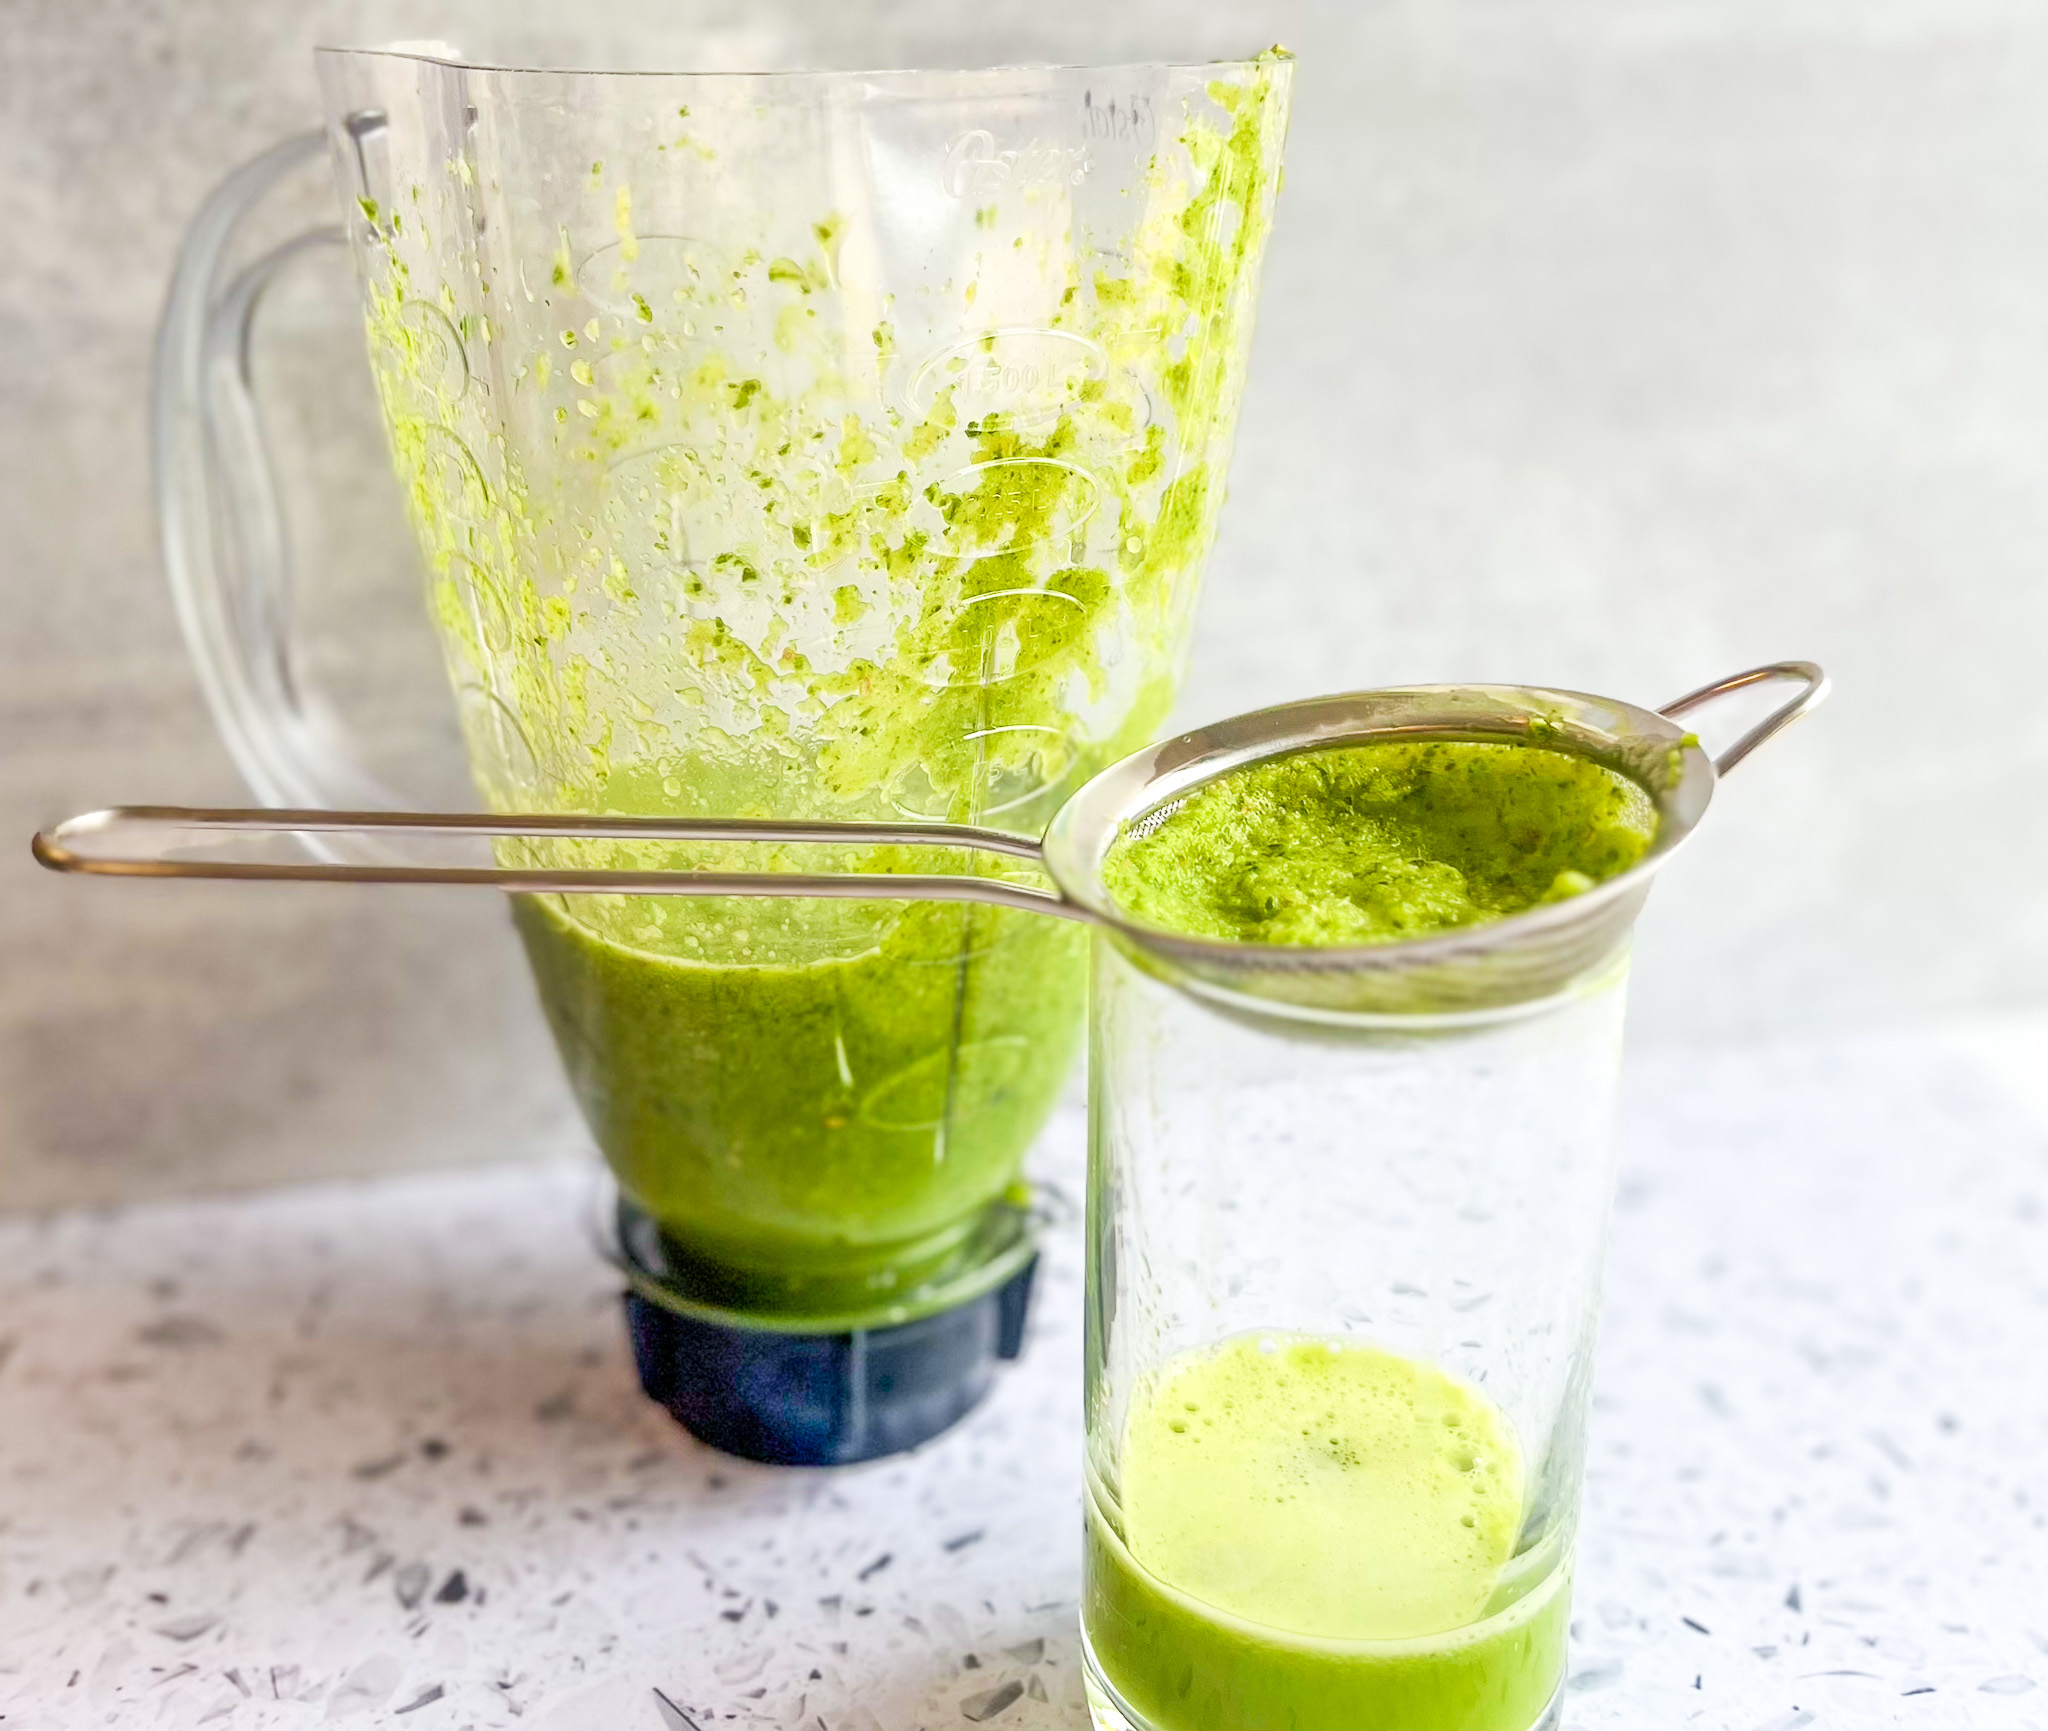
(1040, 671), (1826, 1730)
(1082, 944), (1627, 1731)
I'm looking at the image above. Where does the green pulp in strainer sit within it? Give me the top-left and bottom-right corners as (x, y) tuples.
(1101, 740), (1659, 947)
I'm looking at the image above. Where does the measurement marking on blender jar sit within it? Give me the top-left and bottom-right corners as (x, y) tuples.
(930, 458), (1100, 556)
(576, 234), (732, 317)
(908, 328), (1107, 426)
(958, 724), (1074, 819)
(860, 1037), (1032, 1134)
(388, 300), (469, 399)
(940, 130), (1092, 198)
(1079, 90), (1158, 143)
(417, 424), (490, 514)
(444, 552), (512, 655)
(454, 685), (540, 792)
(915, 589), (1089, 690)
(604, 446), (710, 574)
(887, 713), (1078, 822)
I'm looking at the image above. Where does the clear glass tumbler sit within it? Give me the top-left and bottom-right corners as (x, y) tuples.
(1081, 939), (1631, 1731)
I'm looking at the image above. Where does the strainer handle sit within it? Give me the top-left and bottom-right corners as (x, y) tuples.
(1657, 661), (1829, 776)
(29, 805), (1089, 923)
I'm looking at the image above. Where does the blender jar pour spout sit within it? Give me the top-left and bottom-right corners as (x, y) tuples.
(30, 662), (1826, 932)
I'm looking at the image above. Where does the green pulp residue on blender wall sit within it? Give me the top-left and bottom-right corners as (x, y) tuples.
(1085, 1333), (1568, 1731)
(356, 52), (1291, 833)
(1103, 740), (1658, 947)
(350, 55), (1292, 1300)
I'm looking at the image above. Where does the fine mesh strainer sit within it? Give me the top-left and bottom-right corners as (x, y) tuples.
(33, 662), (1824, 1016)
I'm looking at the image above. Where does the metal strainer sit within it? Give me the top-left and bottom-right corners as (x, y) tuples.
(34, 662), (1824, 1016)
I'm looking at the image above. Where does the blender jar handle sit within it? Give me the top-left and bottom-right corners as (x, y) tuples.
(1657, 660), (1829, 777)
(154, 130), (402, 813)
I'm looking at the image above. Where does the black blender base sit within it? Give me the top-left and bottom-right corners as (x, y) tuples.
(623, 1257), (1037, 1466)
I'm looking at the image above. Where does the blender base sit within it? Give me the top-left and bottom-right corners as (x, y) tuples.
(622, 1257), (1036, 1466)
(601, 1186), (1046, 1465)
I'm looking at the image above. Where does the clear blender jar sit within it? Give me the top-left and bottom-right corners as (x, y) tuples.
(154, 44), (1292, 1460)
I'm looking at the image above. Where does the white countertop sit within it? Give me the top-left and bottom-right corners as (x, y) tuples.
(3, 1018), (2045, 1731)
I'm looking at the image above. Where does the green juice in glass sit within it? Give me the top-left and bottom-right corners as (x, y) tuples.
(1084, 1335), (1569, 1731)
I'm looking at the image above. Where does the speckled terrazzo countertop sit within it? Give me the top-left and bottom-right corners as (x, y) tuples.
(2, 1019), (2044, 1731)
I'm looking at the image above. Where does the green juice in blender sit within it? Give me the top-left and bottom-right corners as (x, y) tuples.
(513, 817), (1088, 1316)
(1085, 737), (1657, 1730)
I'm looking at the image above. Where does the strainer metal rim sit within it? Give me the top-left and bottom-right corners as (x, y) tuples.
(1038, 682), (1716, 978)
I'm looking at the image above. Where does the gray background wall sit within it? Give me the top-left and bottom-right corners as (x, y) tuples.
(6, 0), (2045, 1210)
